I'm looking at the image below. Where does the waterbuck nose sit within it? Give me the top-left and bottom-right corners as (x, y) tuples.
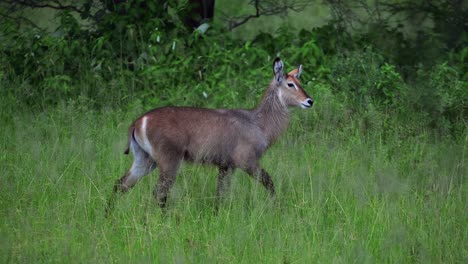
(307, 98), (314, 107)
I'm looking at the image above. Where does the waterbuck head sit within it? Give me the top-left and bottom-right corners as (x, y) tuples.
(273, 57), (314, 109)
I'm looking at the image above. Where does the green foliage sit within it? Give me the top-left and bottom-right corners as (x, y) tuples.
(411, 62), (467, 134)
(0, 1), (466, 136)
(329, 49), (406, 111)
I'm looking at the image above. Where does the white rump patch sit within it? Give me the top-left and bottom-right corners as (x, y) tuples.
(139, 116), (153, 156)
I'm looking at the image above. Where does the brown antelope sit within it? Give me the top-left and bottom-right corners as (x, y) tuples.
(107, 58), (313, 213)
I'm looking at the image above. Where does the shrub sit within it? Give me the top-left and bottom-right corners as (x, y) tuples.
(411, 62), (467, 134)
(328, 49), (406, 112)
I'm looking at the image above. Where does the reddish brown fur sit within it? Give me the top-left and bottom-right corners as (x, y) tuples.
(106, 58), (313, 213)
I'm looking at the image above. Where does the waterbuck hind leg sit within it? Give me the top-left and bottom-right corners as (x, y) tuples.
(215, 166), (234, 212)
(105, 140), (156, 217)
(153, 157), (182, 211)
(105, 160), (156, 217)
(153, 170), (177, 211)
(245, 166), (276, 196)
(105, 176), (125, 217)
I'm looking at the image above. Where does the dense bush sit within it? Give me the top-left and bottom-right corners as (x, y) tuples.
(0, 8), (466, 138)
(411, 62), (467, 135)
(329, 49), (406, 110)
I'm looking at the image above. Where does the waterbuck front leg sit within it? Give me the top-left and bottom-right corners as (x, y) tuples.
(215, 166), (234, 211)
(216, 166), (234, 198)
(245, 165), (276, 196)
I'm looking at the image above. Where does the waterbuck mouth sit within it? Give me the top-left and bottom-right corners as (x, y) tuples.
(301, 98), (314, 108)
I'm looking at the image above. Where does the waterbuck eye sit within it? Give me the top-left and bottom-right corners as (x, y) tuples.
(287, 83), (295, 88)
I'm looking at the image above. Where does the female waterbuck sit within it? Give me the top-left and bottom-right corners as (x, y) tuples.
(107, 58), (313, 212)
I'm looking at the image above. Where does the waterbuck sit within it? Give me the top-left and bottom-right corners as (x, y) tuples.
(107, 58), (313, 213)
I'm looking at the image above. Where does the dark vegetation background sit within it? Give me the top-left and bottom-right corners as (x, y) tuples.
(1, 0), (466, 138)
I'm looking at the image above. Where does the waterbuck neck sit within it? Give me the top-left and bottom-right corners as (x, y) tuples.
(253, 85), (290, 144)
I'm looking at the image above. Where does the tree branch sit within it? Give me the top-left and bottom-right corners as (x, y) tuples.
(224, 0), (312, 30)
(227, 0), (260, 30)
(0, 10), (46, 32)
(1, 0), (102, 28)
(14, 0), (85, 14)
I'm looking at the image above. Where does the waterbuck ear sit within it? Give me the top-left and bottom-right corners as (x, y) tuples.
(288, 64), (303, 79)
(296, 64), (303, 79)
(273, 57), (284, 83)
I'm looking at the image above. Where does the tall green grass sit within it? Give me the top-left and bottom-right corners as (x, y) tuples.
(1, 91), (466, 263)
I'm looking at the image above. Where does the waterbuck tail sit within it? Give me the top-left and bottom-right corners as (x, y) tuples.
(124, 124), (135, 155)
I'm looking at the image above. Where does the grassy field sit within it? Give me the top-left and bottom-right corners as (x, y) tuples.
(1, 95), (466, 263)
